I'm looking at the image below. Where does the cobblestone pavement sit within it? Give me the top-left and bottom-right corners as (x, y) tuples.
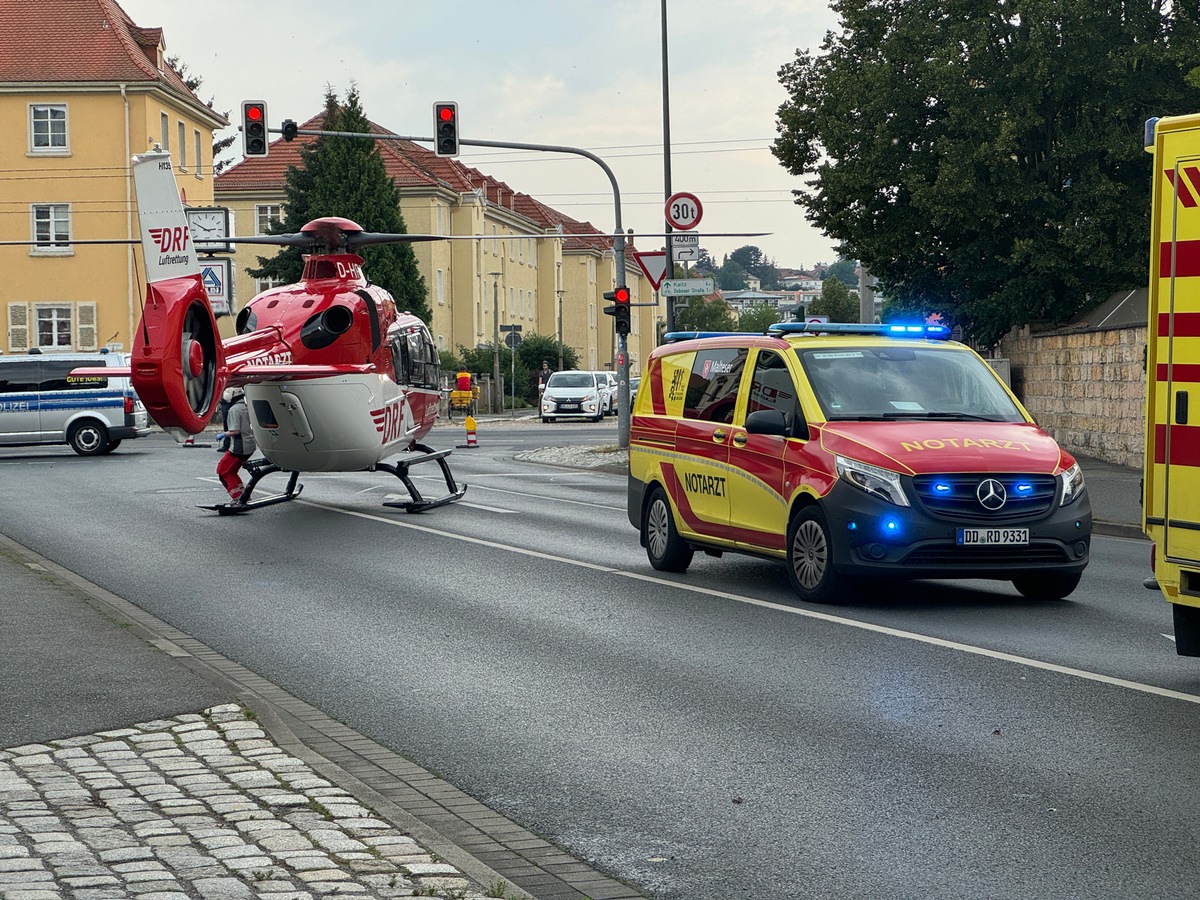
(0, 705), (497, 900)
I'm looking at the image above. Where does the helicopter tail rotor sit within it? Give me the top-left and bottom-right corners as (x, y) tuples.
(132, 276), (227, 434)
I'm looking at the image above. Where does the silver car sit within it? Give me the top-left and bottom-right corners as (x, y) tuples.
(540, 370), (604, 422)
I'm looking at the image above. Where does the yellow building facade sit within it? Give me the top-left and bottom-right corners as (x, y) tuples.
(0, 2), (227, 354)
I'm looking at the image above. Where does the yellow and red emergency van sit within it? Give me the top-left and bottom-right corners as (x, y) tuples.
(1143, 113), (1200, 655)
(627, 323), (1092, 603)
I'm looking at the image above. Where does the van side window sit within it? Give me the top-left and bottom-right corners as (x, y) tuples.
(747, 351), (804, 436)
(684, 348), (746, 424)
(41, 360), (106, 392)
(0, 361), (39, 393)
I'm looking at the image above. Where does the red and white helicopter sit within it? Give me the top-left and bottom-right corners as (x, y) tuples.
(84, 150), (465, 514)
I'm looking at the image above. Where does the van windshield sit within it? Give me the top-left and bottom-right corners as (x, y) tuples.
(796, 345), (1024, 422)
(548, 373), (594, 389)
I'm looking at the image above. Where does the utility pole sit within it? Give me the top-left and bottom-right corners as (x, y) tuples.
(661, 0), (676, 336)
(556, 288), (565, 371)
(490, 272), (502, 412)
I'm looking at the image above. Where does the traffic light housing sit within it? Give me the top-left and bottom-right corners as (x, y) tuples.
(603, 286), (632, 335)
(241, 101), (268, 157)
(434, 102), (459, 157)
(281, 119), (298, 142)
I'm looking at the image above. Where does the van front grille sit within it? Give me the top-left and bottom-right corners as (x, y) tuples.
(911, 473), (1058, 522)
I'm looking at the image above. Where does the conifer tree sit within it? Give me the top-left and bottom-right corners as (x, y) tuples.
(247, 86), (429, 322)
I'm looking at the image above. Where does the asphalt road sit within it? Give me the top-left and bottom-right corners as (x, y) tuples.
(4, 425), (1200, 900)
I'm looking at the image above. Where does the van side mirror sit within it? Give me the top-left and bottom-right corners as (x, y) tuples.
(746, 408), (809, 440)
(746, 409), (789, 436)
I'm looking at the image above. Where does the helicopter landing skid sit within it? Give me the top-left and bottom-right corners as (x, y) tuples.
(199, 461), (303, 515)
(377, 443), (467, 513)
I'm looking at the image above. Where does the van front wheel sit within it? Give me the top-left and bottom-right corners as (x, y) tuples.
(1012, 572), (1081, 600)
(68, 420), (109, 456)
(786, 506), (846, 604)
(644, 487), (693, 573)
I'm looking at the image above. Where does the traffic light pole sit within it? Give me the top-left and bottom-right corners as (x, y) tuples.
(275, 124), (634, 448)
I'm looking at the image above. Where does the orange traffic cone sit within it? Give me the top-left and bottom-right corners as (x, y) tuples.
(457, 415), (479, 449)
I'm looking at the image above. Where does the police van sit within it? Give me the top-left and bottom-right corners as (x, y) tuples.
(0, 351), (152, 455)
(627, 323), (1092, 603)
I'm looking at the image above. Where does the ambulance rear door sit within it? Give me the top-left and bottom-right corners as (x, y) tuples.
(1149, 120), (1200, 568)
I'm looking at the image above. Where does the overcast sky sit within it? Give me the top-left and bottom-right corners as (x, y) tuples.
(119, 0), (841, 270)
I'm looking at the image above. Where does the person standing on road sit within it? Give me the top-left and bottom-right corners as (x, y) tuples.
(537, 360), (553, 396)
(216, 387), (256, 503)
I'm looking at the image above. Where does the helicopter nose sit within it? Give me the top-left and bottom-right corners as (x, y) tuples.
(185, 338), (205, 378)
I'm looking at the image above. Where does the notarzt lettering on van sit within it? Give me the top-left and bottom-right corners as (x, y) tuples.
(683, 472), (726, 497)
(900, 438), (1033, 452)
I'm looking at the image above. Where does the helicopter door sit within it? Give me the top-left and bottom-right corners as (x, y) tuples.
(390, 334), (411, 386)
(406, 330), (438, 388)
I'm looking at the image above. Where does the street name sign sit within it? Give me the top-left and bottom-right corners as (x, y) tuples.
(662, 277), (714, 297)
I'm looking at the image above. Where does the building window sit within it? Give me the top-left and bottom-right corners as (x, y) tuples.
(256, 204), (282, 235)
(255, 277), (287, 295)
(32, 204), (70, 251)
(36, 304), (74, 349)
(437, 269), (445, 306)
(178, 122), (187, 168)
(30, 105), (67, 152)
(193, 131), (202, 175)
(161, 113), (170, 152)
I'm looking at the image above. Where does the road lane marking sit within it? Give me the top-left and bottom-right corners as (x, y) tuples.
(297, 497), (1200, 707)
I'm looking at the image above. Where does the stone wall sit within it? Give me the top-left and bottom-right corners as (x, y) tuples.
(994, 323), (1147, 468)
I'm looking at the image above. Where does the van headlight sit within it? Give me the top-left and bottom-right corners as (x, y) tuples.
(835, 456), (910, 507)
(1059, 462), (1085, 506)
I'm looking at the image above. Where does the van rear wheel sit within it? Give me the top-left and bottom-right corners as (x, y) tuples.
(68, 420), (109, 456)
(102, 439), (122, 454)
(644, 487), (693, 573)
(786, 506), (846, 604)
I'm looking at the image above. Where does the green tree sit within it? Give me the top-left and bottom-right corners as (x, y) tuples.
(515, 333), (578, 402)
(809, 277), (858, 323)
(730, 245), (781, 289)
(716, 257), (749, 291)
(773, 0), (1200, 345)
(674, 296), (736, 331)
(824, 258), (858, 289)
(738, 303), (782, 333)
(247, 86), (429, 321)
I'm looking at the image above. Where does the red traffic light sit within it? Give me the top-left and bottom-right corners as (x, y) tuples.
(245, 105), (263, 122)
(613, 286), (630, 303)
(433, 102), (459, 157)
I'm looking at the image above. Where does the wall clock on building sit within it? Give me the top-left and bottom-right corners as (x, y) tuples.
(185, 206), (230, 244)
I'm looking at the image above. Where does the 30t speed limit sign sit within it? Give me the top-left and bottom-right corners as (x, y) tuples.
(665, 192), (703, 230)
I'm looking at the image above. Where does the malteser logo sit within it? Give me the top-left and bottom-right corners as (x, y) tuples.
(148, 226), (190, 254)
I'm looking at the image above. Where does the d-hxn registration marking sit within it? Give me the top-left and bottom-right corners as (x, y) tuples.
(957, 527), (1029, 545)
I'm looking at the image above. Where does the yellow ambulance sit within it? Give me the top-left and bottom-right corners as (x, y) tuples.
(627, 323), (1092, 604)
(1143, 113), (1200, 655)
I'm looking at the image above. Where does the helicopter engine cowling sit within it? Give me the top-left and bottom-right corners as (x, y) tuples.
(131, 275), (227, 434)
(299, 305), (354, 350)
